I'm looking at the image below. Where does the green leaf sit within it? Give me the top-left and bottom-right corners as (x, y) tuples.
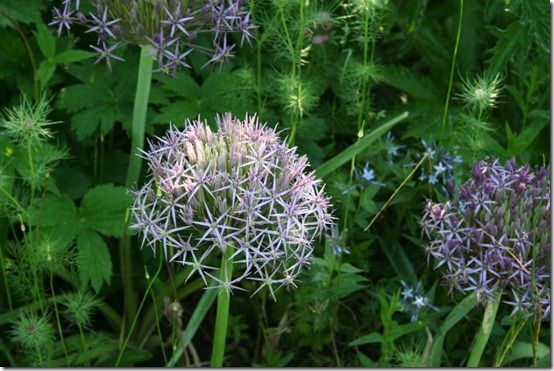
(37, 60), (56, 86)
(27, 194), (81, 247)
(316, 112), (409, 178)
(350, 332), (384, 346)
(429, 292), (478, 367)
(486, 23), (525, 77)
(34, 24), (56, 59)
(77, 229), (112, 293)
(80, 184), (131, 237)
(54, 50), (95, 64)
(0, 0), (45, 24)
(167, 288), (218, 367)
(506, 341), (550, 365)
(357, 351), (378, 367)
(467, 293), (501, 367)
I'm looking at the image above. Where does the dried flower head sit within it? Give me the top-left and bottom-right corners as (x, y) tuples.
(421, 159), (550, 319)
(131, 113), (334, 298)
(49, 0), (256, 73)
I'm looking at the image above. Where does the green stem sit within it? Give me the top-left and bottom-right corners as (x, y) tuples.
(440, 0), (464, 133)
(0, 244), (12, 311)
(49, 272), (69, 365)
(467, 293), (501, 367)
(494, 316), (528, 367)
(125, 44), (154, 188)
(210, 248), (234, 367)
(115, 254), (163, 367)
(120, 44), (154, 328)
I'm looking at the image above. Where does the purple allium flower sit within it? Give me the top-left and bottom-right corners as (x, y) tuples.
(130, 114), (334, 298)
(399, 280), (439, 322)
(420, 158), (551, 319)
(49, 0), (256, 74)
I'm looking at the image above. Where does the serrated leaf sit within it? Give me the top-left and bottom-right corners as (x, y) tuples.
(26, 194), (81, 248)
(34, 24), (56, 59)
(77, 229), (112, 292)
(37, 60), (56, 86)
(54, 50), (95, 64)
(80, 184), (131, 237)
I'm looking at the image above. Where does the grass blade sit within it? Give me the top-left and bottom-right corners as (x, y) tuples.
(315, 112), (409, 179)
(429, 292), (478, 367)
(167, 288), (218, 367)
(467, 294), (500, 366)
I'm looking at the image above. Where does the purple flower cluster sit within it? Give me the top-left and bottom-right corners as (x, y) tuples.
(130, 114), (334, 297)
(399, 280), (439, 322)
(421, 159), (550, 318)
(49, 0), (256, 73)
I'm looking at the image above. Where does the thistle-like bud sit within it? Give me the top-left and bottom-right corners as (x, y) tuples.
(131, 113), (334, 297)
(420, 158), (550, 319)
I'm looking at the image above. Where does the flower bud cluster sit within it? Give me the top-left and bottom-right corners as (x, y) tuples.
(50, 0), (256, 73)
(131, 113), (334, 296)
(421, 159), (550, 318)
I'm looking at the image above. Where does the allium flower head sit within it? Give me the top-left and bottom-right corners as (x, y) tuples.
(421, 159), (550, 318)
(131, 113), (334, 298)
(50, 0), (256, 73)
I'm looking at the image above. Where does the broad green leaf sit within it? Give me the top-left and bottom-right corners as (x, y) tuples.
(389, 322), (425, 341)
(316, 112), (408, 178)
(80, 184), (131, 237)
(0, 0), (45, 24)
(505, 341), (550, 365)
(34, 24), (56, 59)
(429, 292), (478, 367)
(350, 332), (384, 346)
(54, 50), (95, 64)
(77, 229), (112, 293)
(27, 194), (81, 247)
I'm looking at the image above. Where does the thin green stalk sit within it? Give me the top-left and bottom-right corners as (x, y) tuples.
(115, 254), (163, 367)
(440, 0), (464, 133)
(0, 11), (39, 100)
(364, 152), (428, 231)
(78, 324), (88, 366)
(148, 272), (168, 364)
(0, 246), (12, 311)
(49, 272), (68, 365)
(467, 293), (501, 367)
(210, 248), (234, 367)
(121, 44), (154, 327)
(494, 316), (528, 367)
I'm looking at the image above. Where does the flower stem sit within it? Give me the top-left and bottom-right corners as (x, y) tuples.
(440, 0), (464, 134)
(121, 44), (154, 327)
(116, 254), (163, 367)
(210, 248), (234, 367)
